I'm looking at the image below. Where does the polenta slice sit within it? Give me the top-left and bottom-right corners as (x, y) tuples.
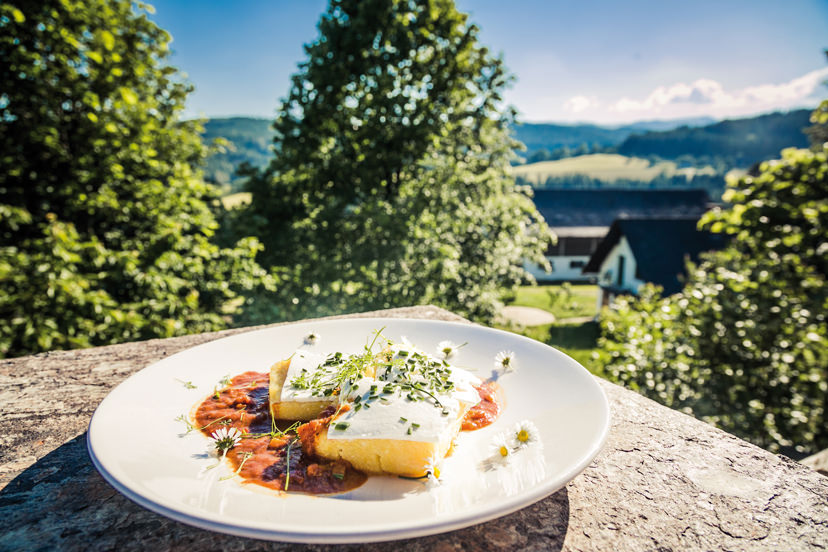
(297, 346), (482, 477)
(269, 349), (379, 421)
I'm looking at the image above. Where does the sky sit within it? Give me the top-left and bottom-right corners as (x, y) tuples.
(151, 0), (828, 125)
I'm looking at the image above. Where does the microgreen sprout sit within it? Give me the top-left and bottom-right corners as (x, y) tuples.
(175, 378), (197, 389)
(290, 329), (390, 398)
(175, 414), (231, 435)
(284, 438), (297, 491)
(220, 452), (253, 481)
(244, 420), (300, 440)
(303, 331), (320, 345)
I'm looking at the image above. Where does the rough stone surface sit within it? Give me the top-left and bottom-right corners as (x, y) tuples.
(801, 449), (828, 477)
(2, 306), (827, 551)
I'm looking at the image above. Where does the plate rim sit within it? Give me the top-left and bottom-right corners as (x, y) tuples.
(87, 317), (610, 543)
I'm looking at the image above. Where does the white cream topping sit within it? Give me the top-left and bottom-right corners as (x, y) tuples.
(280, 350), (334, 403)
(328, 351), (482, 443)
(278, 343), (485, 442)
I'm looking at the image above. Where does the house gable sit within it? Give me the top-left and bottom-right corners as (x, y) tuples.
(584, 216), (728, 296)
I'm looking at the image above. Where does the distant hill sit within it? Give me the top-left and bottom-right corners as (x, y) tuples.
(619, 116), (717, 132)
(200, 110), (810, 193)
(511, 117), (715, 163)
(514, 123), (632, 157)
(202, 117), (274, 190)
(616, 110), (812, 168)
(200, 116), (714, 190)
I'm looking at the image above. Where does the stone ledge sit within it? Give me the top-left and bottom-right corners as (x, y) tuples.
(1, 306), (826, 551)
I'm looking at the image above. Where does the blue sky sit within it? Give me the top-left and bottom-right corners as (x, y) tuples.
(151, 0), (828, 124)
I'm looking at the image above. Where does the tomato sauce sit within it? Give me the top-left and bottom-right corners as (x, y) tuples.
(462, 381), (502, 431)
(193, 372), (366, 494)
(192, 371), (502, 494)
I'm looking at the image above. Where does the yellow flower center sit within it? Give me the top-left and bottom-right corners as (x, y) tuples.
(517, 429), (529, 443)
(432, 467), (441, 479)
(499, 445), (509, 457)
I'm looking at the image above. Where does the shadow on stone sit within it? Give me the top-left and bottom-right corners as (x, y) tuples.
(0, 434), (570, 551)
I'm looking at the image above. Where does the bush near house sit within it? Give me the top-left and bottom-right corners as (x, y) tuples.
(597, 139), (828, 457)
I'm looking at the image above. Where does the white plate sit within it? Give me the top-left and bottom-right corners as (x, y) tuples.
(88, 318), (609, 543)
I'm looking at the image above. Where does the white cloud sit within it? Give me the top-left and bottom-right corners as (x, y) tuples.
(609, 68), (828, 119)
(564, 95), (599, 114)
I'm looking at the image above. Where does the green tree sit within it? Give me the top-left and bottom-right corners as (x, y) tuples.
(234, 0), (551, 322)
(0, 0), (272, 357)
(598, 143), (828, 456)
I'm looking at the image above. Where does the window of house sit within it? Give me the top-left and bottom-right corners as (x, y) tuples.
(616, 255), (625, 287)
(570, 260), (585, 269)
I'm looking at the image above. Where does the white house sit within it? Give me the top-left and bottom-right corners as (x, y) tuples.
(582, 216), (728, 308)
(528, 189), (712, 283)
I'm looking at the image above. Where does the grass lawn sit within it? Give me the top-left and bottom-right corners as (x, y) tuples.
(500, 284), (604, 376)
(511, 153), (716, 187)
(508, 284), (598, 320)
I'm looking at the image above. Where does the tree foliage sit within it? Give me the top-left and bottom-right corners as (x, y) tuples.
(232, 0), (551, 322)
(597, 140), (828, 456)
(0, 0), (271, 357)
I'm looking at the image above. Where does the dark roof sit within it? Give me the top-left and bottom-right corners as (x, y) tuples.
(583, 216), (728, 295)
(532, 189), (712, 227)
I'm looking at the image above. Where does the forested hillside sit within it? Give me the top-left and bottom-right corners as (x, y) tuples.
(617, 109), (812, 167)
(202, 110), (812, 192)
(201, 117), (711, 189)
(202, 117), (274, 189)
(516, 117), (715, 163)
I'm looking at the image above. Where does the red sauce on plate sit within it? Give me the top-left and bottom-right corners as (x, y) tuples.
(462, 381), (502, 431)
(192, 371), (502, 494)
(193, 372), (366, 494)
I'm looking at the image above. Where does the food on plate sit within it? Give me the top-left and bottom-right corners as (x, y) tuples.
(191, 332), (501, 494)
(268, 349), (376, 421)
(290, 344), (482, 477)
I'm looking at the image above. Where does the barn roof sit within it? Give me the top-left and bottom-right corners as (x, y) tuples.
(531, 189), (712, 228)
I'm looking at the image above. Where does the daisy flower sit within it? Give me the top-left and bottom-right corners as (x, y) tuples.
(303, 331), (320, 346)
(211, 426), (242, 453)
(494, 350), (517, 372)
(489, 433), (512, 463)
(437, 340), (465, 360)
(424, 454), (442, 486)
(513, 420), (539, 448)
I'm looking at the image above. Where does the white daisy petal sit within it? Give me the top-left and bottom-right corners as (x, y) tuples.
(211, 426), (242, 451)
(495, 350), (517, 372)
(513, 420), (539, 448)
(436, 340), (458, 360)
(489, 433), (512, 463)
(424, 454), (442, 486)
